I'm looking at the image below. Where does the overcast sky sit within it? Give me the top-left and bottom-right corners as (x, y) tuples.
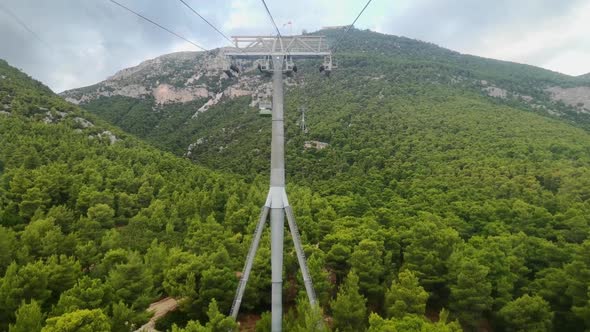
(1, 0), (589, 92)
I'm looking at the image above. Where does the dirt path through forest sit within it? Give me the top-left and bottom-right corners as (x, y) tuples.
(135, 297), (178, 332)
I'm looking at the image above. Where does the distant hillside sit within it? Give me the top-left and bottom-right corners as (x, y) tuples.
(62, 29), (590, 178)
(62, 29), (590, 159)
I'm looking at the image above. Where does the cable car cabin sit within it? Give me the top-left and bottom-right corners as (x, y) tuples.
(284, 56), (296, 73)
(319, 55), (336, 76)
(224, 69), (234, 77)
(224, 63), (241, 78)
(259, 109), (272, 117)
(258, 100), (272, 116)
(259, 100), (272, 109)
(230, 64), (240, 73)
(257, 56), (272, 73)
(331, 58), (339, 69)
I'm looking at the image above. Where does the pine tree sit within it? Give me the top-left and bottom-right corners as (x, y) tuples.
(52, 276), (110, 316)
(202, 299), (238, 332)
(0, 226), (17, 275)
(9, 300), (44, 332)
(284, 295), (327, 332)
(170, 299), (237, 332)
(367, 311), (462, 332)
(330, 270), (367, 332)
(302, 253), (331, 308)
(107, 251), (154, 309)
(572, 286), (590, 330)
(350, 239), (385, 305)
(42, 309), (111, 332)
(498, 294), (553, 332)
(325, 243), (351, 284)
(384, 269), (429, 318)
(0, 260), (51, 329)
(449, 258), (492, 328)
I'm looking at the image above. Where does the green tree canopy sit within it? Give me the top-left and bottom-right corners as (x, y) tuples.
(448, 257), (493, 327)
(498, 294), (553, 332)
(330, 270), (367, 332)
(42, 309), (110, 332)
(9, 300), (44, 332)
(384, 269), (429, 319)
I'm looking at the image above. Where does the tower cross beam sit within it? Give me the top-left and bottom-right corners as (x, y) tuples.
(225, 35), (331, 56)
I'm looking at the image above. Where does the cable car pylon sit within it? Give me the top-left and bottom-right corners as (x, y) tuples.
(299, 106), (308, 134)
(226, 35), (332, 331)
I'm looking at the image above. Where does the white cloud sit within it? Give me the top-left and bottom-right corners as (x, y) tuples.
(543, 50), (590, 76)
(378, 0), (590, 76)
(469, 1), (590, 76)
(224, 0), (268, 32)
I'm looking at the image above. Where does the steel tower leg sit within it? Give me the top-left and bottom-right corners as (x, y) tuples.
(230, 206), (269, 319)
(270, 207), (284, 331)
(285, 205), (317, 306)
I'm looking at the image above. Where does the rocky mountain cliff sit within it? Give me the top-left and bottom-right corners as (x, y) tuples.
(60, 49), (280, 117)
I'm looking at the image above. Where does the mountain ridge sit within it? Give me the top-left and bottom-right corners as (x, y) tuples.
(61, 29), (590, 120)
(61, 28), (590, 164)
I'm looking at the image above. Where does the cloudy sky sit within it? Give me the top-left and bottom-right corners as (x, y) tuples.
(1, 0), (589, 92)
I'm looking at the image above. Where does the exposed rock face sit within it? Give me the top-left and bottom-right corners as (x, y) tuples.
(194, 92), (224, 117)
(484, 86), (508, 98)
(186, 137), (206, 157)
(99, 131), (119, 144)
(153, 84), (209, 104)
(89, 130), (119, 145)
(304, 140), (329, 150)
(74, 117), (94, 128)
(43, 111), (67, 124)
(61, 51), (210, 104)
(546, 86), (590, 112)
(482, 85), (533, 102)
(60, 49), (266, 109)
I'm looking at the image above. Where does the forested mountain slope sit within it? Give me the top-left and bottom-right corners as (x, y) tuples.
(62, 29), (590, 155)
(0, 60), (276, 331)
(1, 59), (460, 332)
(3, 28), (590, 332)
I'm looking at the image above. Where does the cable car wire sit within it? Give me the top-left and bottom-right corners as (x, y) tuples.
(109, 0), (207, 51)
(261, 0), (282, 38)
(176, 0), (247, 55)
(0, 3), (52, 49)
(177, 0), (233, 45)
(332, 0), (373, 52)
(260, 0), (293, 65)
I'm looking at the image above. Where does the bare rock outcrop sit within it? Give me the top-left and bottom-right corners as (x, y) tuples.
(546, 86), (590, 112)
(60, 49), (267, 110)
(153, 84), (209, 104)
